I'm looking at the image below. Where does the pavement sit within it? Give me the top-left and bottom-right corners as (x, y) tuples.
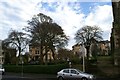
(1, 72), (120, 80)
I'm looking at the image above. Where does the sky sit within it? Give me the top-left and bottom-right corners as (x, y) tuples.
(0, 0), (113, 49)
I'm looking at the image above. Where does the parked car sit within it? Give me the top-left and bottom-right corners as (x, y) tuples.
(57, 68), (95, 80)
(0, 65), (5, 75)
(0, 68), (5, 75)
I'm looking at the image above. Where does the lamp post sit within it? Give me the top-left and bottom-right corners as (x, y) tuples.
(67, 58), (71, 68)
(20, 55), (24, 77)
(83, 53), (85, 72)
(80, 44), (86, 72)
(21, 59), (23, 77)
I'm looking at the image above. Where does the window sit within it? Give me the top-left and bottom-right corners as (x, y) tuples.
(71, 70), (78, 74)
(63, 69), (69, 73)
(35, 50), (40, 54)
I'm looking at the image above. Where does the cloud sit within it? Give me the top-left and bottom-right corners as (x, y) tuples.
(85, 4), (113, 40)
(0, 0), (41, 39)
(36, 2), (85, 49)
(36, 2), (113, 49)
(30, 0), (112, 2)
(36, 2), (85, 36)
(0, 0), (113, 49)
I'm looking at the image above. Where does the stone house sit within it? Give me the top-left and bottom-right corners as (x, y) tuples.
(97, 40), (111, 55)
(29, 44), (54, 63)
(72, 43), (87, 58)
(72, 40), (110, 58)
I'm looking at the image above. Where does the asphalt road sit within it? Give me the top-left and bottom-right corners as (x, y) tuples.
(1, 72), (120, 80)
(1, 72), (56, 80)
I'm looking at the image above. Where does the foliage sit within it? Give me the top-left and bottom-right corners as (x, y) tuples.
(11, 57), (19, 64)
(75, 25), (103, 44)
(57, 48), (74, 60)
(24, 13), (69, 62)
(90, 43), (99, 59)
(3, 30), (29, 57)
(25, 13), (68, 48)
(4, 64), (68, 74)
(2, 41), (17, 64)
(75, 25), (103, 58)
(22, 53), (29, 64)
(47, 59), (67, 65)
(71, 58), (81, 65)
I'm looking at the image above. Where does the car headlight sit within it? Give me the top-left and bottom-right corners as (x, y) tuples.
(3, 69), (5, 72)
(89, 76), (93, 79)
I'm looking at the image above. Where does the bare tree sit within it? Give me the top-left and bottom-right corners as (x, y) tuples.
(4, 30), (29, 60)
(58, 48), (73, 60)
(75, 25), (103, 58)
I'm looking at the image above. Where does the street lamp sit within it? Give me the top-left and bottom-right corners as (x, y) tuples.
(67, 58), (71, 68)
(83, 53), (85, 72)
(20, 55), (24, 77)
(80, 44), (86, 72)
(21, 59), (23, 77)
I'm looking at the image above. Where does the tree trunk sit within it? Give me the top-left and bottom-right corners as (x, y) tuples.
(51, 48), (55, 60)
(86, 46), (90, 59)
(40, 45), (44, 64)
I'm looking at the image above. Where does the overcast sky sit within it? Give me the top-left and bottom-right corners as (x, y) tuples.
(0, 0), (113, 49)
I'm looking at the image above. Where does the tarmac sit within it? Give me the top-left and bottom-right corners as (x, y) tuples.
(1, 72), (120, 80)
(2, 72), (56, 80)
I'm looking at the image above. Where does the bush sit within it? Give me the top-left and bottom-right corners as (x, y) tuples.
(4, 64), (68, 74)
(47, 60), (67, 65)
(88, 57), (97, 64)
(71, 58), (81, 65)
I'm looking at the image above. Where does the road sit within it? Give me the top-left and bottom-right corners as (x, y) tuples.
(1, 72), (56, 80)
(1, 72), (120, 80)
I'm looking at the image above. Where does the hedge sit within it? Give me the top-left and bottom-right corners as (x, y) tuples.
(4, 64), (68, 74)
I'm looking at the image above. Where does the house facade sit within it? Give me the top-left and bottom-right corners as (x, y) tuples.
(72, 44), (81, 56)
(97, 40), (111, 56)
(72, 40), (110, 58)
(29, 44), (54, 63)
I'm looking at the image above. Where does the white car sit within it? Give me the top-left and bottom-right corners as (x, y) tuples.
(0, 68), (5, 75)
(57, 68), (95, 80)
(0, 65), (5, 75)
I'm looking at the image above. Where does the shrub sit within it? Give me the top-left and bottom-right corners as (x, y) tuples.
(71, 58), (81, 65)
(47, 60), (67, 65)
(4, 64), (68, 74)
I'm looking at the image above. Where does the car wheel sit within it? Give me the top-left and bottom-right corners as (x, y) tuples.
(2, 72), (5, 75)
(81, 77), (88, 80)
(58, 76), (64, 80)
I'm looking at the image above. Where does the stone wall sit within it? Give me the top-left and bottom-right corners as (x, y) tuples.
(111, 0), (120, 76)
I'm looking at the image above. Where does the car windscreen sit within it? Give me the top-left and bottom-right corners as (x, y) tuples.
(76, 69), (84, 73)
